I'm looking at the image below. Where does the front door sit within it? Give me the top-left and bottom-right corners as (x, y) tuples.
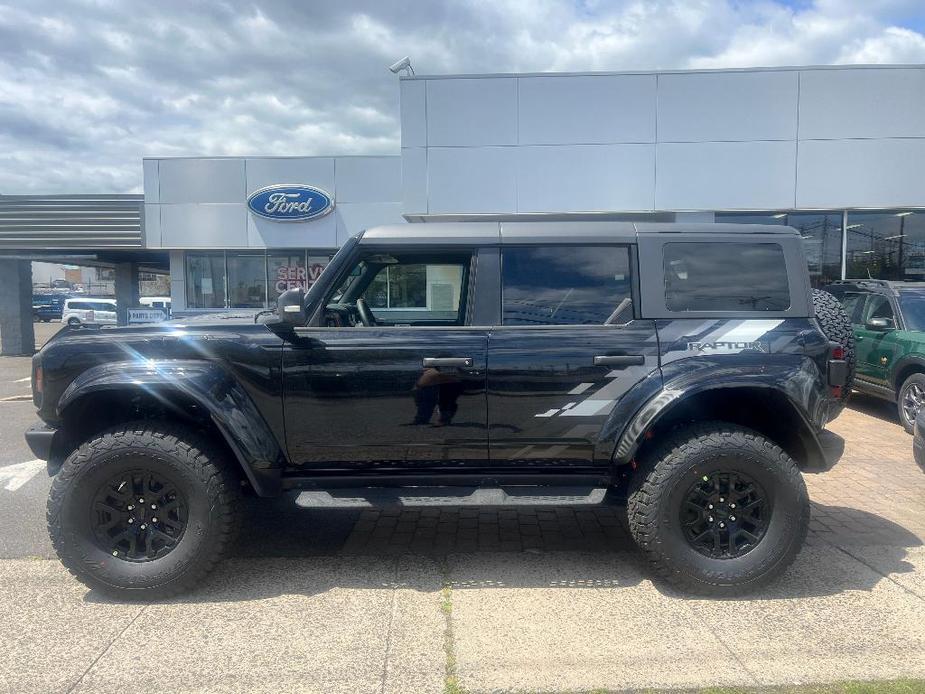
(283, 247), (489, 469)
(855, 293), (901, 385)
(487, 244), (660, 466)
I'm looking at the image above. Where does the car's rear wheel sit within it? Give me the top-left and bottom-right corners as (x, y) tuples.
(897, 373), (925, 434)
(627, 422), (809, 596)
(47, 422), (240, 599)
(66, 317), (80, 326)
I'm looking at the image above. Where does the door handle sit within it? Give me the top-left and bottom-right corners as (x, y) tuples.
(423, 357), (473, 368)
(593, 355), (645, 367)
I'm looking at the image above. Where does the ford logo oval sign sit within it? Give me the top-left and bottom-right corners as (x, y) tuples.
(247, 184), (334, 222)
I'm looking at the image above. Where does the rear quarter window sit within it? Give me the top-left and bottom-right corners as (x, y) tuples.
(664, 242), (791, 312)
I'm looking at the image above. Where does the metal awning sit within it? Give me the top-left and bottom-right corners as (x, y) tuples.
(0, 194), (143, 249)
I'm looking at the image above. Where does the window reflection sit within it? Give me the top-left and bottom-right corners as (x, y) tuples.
(186, 250), (331, 309)
(845, 211), (925, 281)
(185, 253), (226, 309)
(502, 246), (632, 325)
(716, 212), (843, 287)
(227, 254), (267, 308)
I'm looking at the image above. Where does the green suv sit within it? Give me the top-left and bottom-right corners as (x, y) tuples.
(825, 280), (925, 433)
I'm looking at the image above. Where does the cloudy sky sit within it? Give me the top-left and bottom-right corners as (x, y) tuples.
(0, 0), (923, 194)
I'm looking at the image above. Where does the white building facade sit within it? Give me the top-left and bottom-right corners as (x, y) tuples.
(145, 64), (925, 314)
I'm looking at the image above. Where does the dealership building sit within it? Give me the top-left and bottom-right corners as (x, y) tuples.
(2, 63), (925, 351)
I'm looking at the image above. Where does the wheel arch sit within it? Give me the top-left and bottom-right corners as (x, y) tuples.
(892, 356), (925, 393)
(613, 384), (828, 473)
(53, 360), (286, 496)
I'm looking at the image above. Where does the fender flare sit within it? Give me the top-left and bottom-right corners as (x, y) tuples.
(611, 381), (828, 470)
(891, 355), (925, 390)
(58, 359), (286, 496)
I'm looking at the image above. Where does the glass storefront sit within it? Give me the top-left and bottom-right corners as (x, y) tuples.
(185, 253), (227, 309)
(845, 211), (925, 281)
(186, 250), (333, 310)
(184, 211), (925, 310)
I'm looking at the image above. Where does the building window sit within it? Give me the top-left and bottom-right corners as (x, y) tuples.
(846, 211), (925, 281)
(716, 211), (843, 287)
(227, 254), (267, 308)
(664, 242), (790, 312)
(268, 253), (306, 304)
(186, 253), (226, 309)
(186, 250), (332, 310)
(501, 246), (632, 325)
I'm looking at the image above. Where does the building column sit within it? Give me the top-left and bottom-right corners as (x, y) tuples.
(114, 262), (140, 326)
(0, 259), (35, 355)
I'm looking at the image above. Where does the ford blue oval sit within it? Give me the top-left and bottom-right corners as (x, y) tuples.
(247, 184), (334, 222)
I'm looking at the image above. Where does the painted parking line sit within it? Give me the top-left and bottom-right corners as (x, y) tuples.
(0, 394), (32, 402)
(13, 377), (31, 383)
(0, 459), (46, 492)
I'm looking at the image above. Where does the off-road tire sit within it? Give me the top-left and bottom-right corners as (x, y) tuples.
(812, 288), (855, 413)
(627, 422), (809, 596)
(897, 372), (925, 434)
(47, 422), (240, 599)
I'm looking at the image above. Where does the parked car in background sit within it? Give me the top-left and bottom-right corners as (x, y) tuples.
(61, 298), (117, 326)
(32, 294), (67, 322)
(139, 296), (171, 312)
(825, 280), (925, 433)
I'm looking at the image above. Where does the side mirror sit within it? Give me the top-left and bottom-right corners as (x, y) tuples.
(866, 316), (895, 332)
(277, 287), (307, 326)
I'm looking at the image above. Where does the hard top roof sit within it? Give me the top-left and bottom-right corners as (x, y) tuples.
(358, 221), (798, 245)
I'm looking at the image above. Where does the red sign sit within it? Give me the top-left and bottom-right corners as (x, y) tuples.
(274, 263), (327, 293)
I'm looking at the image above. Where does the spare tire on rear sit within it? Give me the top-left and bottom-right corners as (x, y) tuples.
(812, 288), (855, 414)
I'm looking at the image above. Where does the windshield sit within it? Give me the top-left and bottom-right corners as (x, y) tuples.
(899, 290), (925, 331)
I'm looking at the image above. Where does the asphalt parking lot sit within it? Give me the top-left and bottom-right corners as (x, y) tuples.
(1, 336), (924, 693)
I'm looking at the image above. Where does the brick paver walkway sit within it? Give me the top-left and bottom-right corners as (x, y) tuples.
(322, 393), (925, 558)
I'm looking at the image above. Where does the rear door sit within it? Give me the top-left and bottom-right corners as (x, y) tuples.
(486, 244), (660, 467)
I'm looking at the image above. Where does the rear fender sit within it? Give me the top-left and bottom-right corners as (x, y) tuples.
(611, 357), (831, 471)
(58, 360), (285, 495)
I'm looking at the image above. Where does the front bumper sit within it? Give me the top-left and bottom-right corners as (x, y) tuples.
(914, 411), (925, 473)
(24, 422), (56, 461)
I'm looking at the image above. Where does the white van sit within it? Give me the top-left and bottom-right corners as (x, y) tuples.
(61, 298), (117, 326)
(139, 296), (171, 310)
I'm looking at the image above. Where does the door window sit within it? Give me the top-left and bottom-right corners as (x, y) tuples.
(861, 295), (896, 325)
(501, 246), (633, 325)
(325, 252), (471, 327)
(838, 293), (865, 325)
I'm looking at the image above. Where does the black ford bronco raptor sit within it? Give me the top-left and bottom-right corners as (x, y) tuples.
(26, 222), (852, 598)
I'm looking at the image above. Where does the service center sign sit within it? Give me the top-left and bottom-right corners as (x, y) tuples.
(247, 184), (334, 222)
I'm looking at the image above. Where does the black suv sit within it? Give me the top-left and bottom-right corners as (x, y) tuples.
(824, 280), (925, 433)
(27, 222), (851, 598)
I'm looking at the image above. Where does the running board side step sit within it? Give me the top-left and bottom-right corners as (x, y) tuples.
(295, 486), (609, 508)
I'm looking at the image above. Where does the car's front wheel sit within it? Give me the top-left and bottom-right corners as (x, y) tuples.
(47, 422), (240, 599)
(897, 373), (925, 434)
(627, 422), (809, 596)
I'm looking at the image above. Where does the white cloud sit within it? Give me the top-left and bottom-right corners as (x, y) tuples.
(0, 0), (923, 193)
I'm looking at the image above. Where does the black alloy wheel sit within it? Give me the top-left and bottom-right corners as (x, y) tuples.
(627, 422), (809, 596)
(90, 469), (188, 562)
(681, 470), (769, 559)
(48, 422), (240, 598)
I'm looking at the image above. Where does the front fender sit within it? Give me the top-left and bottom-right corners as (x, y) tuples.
(58, 359), (286, 495)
